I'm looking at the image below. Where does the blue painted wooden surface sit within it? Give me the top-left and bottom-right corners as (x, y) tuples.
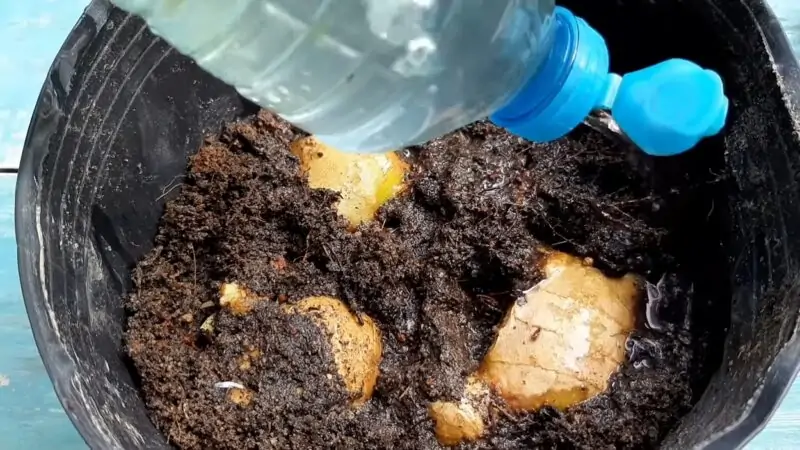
(1, 1), (799, 449)
(1, 4), (93, 449)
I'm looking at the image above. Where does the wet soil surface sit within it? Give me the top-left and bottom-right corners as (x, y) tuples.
(126, 111), (714, 449)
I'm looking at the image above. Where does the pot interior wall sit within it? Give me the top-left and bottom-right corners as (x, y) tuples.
(15, 0), (800, 448)
(563, 0), (800, 447)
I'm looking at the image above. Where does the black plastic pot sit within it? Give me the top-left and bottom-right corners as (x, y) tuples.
(15, 0), (800, 448)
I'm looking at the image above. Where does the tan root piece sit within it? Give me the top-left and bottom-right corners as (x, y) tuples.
(290, 136), (408, 228)
(286, 296), (383, 406)
(429, 377), (491, 446)
(219, 283), (264, 316)
(239, 347), (263, 371)
(218, 284), (383, 407)
(430, 251), (640, 446)
(228, 387), (254, 406)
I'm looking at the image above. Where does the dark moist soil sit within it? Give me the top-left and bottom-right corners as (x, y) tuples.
(126, 111), (706, 449)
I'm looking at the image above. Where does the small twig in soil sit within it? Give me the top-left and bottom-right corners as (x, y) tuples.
(300, 235), (311, 263)
(706, 199), (716, 220)
(398, 386), (412, 400)
(492, 401), (518, 423)
(133, 267), (143, 289)
(322, 243), (342, 269)
(476, 295), (502, 313)
(604, 203), (638, 224)
(565, 147), (589, 162)
(539, 215), (577, 247)
(598, 209), (634, 230)
(156, 184), (181, 202)
(166, 429), (175, 445)
(190, 243), (197, 295)
(156, 175), (184, 201)
(610, 195), (657, 207)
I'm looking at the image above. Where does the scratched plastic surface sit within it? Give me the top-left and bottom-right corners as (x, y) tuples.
(112, 0), (555, 152)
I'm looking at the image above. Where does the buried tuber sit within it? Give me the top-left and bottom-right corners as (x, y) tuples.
(430, 377), (492, 446)
(217, 249), (638, 444)
(430, 251), (641, 445)
(218, 284), (382, 407)
(290, 136), (408, 227)
(286, 296), (383, 406)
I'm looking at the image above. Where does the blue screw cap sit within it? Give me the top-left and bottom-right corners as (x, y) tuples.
(491, 7), (729, 156)
(612, 59), (729, 156)
(491, 7), (615, 142)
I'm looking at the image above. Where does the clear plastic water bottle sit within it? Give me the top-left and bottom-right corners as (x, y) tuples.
(112, 0), (729, 156)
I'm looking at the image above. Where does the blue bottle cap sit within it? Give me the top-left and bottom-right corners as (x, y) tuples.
(491, 7), (617, 142)
(491, 7), (729, 156)
(612, 59), (729, 156)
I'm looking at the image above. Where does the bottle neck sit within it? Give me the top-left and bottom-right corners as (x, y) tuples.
(490, 7), (616, 143)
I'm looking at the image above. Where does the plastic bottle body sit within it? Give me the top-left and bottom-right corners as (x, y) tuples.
(112, 0), (556, 152)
